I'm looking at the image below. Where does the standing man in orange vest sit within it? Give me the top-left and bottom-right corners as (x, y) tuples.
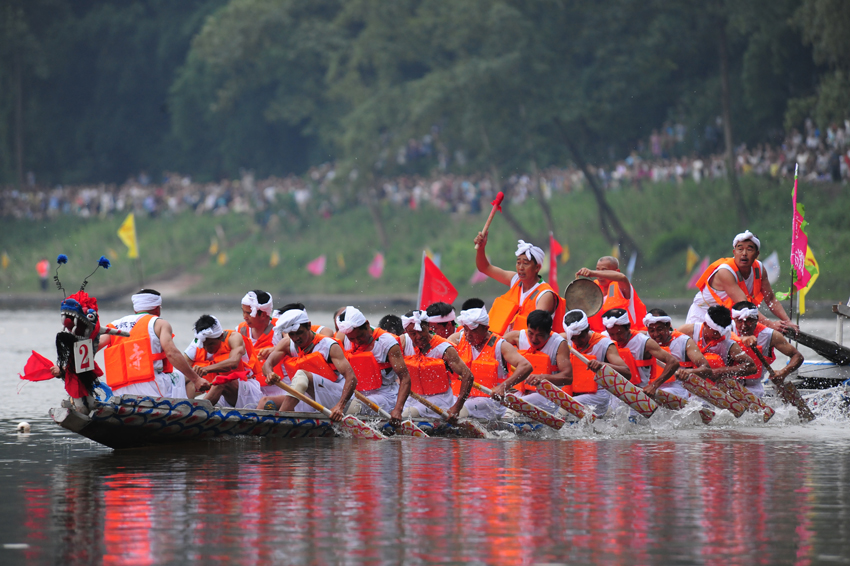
(576, 256), (647, 332)
(238, 290), (279, 397)
(36, 257), (50, 291)
(99, 289), (208, 399)
(473, 235), (565, 334)
(686, 230), (796, 333)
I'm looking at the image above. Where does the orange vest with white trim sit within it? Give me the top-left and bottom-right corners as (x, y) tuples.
(695, 258), (764, 308)
(570, 333), (607, 395)
(192, 330), (246, 383)
(238, 319), (277, 386)
(455, 333), (501, 398)
(345, 328), (394, 392)
(589, 281), (648, 332)
(489, 279), (566, 335)
(405, 335), (452, 396)
(614, 330), (658, 386)
(104, 314), (172, 390)
(283, 333), (340, 382)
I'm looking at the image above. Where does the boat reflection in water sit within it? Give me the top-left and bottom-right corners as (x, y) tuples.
(16, 434), (840, 566)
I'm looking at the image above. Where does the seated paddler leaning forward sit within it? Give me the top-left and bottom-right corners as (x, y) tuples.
(99, 289), (208, 399)
(258, 308), (356, 422)
(473, 234), (565, 334)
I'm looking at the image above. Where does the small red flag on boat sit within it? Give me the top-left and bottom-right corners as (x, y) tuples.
(19, 350), (55, 382)
(368, 252), (385, 279)
(549, 232), (563, 292)
(418, 255), (458, 310)
(306, 255), (326, 276)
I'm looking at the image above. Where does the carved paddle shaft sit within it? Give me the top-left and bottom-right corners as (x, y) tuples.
(471, 382), (566, 429)
(717, 377), (775, 422)
(474, 191), (504, 250)
(535, 380), (595, 421)
(407, 391), (492, 438)
(567, 346), (658, 419)
(676, 372), (747, 418)
(749, 346), (815, 422)
(353, 390), (429, 438)
(651, 360), (715, 424)
(273, 378), (386, 440)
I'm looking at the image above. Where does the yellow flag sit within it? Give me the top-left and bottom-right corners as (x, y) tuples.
(117, 213), (139, 259)
(611, 244), (620, 261)
(1, 251), (8, 270)
(270, 250), (280, 268)
(209, 237), (219, 256)
(686, 246), (699, 274)
(560, 243), (570, 263)
(797, 246), (819, 315)
(217, 251), (228, 266)
(337, 252), (345, 271)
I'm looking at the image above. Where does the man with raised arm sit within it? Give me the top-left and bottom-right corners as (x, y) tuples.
(576, 255), (647, 332)
(677, 305), (757, 381)
(686, 230), (796, 333)
(99, 289), (208, 399)
(642, 308), (712, 399)
(472, 235), (565, 334)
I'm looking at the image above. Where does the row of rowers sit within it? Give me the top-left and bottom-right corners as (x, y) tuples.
(99, 230), (802, 424)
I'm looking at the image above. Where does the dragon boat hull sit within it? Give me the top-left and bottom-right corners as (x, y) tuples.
(50, 395), (546, 449)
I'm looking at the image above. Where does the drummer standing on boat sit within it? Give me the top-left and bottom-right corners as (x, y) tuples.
(575, 256), (647, 332)
(686, 230), (796, 333)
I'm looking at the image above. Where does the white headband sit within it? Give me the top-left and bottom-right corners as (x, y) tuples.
(241, 291), (273, 317)
(704, 313), (732, 338)
(276, 309), (310, 334)
(732, 230), (760, 251)
(602, 312), (631, 329)
(402, 311), (429, 331)
(457, 308), (489, 330)
(337, 306), (367, 334)
(564, 309), (589, 341)
(731, 307), (759, 320)
(643, 314), (672, 326)
(428, 311), (456, 324)
(195, 316), (224, 347)
(516, 240), (545, 265)
(132, 292), (162, 312)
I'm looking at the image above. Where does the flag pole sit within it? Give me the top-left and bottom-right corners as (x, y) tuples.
(789, 163), (798, 323)
(416, 250), (425, 310)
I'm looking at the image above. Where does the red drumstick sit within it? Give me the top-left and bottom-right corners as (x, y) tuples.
(475, 191), (504, 250)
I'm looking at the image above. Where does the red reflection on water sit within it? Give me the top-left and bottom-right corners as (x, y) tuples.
(103, 474), (153, 566)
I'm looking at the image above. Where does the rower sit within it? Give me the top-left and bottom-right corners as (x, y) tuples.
(731, 301), (804, 398)
(276, 302), (335, 338)
(400, 310), (473, 423)
(260, 308), (357, 422)
(642, 309), (712, 400)
(425, 302), (457, 339)
(378, 314), (404, 336)
(600, 308), (679, 389)
(237, 290), (279, 396)
(561, 309), (632, 417)
(184, 314), (261, 409)
(337, 306), (410, 426)
(472, 235), (565, 334)
(449, 306), (532, 419)
(677, 306), (757, 381)
(502, 310), (573, 416)
(576, 256), (647, 332)
(99, 289), (208, 399)
(686, 230), (796, 333)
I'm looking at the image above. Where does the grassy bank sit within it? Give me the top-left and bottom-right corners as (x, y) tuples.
(1, 175), (848, 305)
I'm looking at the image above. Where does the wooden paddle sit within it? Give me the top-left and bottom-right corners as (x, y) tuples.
(717, 377), (775, 422)
(749, 346), (815, 422)
(651, 360), (715, 423)
(353, 391), (429, 438)
(676, 372), (747, 418)
(471, 382), (566, 429)
(407, 391), (492, 439)
(474, 191), (504, 250)
(535, 380), (595, 421)
(567, 346), (658, 418)
(272, 377), (386, 440)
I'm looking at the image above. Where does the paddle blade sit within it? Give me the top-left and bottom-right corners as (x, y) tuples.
(398, 420), (430, 438)
(678, 373), (747, 418)
(502, 392), (566, 430)
(458, 419), (492, 439)
(537, 380), (594, 421)
(340, 415), (386, 440)
(651, 388), (689, 411)
(594, 367), (658, 418)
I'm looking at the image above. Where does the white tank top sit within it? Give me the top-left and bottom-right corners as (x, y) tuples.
(667, 333), (690, 363)
(694, 261), (761, 309)
(693, 322), (735, 364)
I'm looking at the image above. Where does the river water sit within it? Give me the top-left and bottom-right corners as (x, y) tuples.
(3, 309), (850, 565)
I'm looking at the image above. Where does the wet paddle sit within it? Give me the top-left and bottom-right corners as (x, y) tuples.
(470, 382), (566, 429)
(676, 372), (747, 418)
(651, 361), (715, 424)
(749, 347), (814, 422)
(717, 377), (775, 422)
(407, 391), (492, 438)
(272, 378), (386, 440)
(535, 380), (595, 421)
(353, 391), (429, 438)
(567, 346), (658, 418)
(474, 191), (504, 250)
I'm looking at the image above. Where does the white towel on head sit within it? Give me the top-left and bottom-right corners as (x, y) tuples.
(731, 307), (759, 320)
(241, 291), (273, 317)
(337, 306), (367, 334)
(132, 292), (162, 312)
(515, 240), (545, 265)
(602, 312), (630, 329)
(732, 230), (760, 250)
(704, 313), (732, 338)
(276, 309), (310, 334)
(643, 313), (672, 326)
(428, 311), (456, 324)
(401, 311), (429, 331)
(195, 316), (224, 347)
(564, 309), (589, 341)
(457, 308), (489, 330)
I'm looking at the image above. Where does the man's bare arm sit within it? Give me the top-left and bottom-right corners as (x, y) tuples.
(154, 319), (205, 388)
(473, 231), (515, 285)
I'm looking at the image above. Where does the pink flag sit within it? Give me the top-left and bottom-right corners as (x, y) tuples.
(469, 269), (489, 285)
(687, 256), (709, 289)
(368, 252), (384, 279)
(790, 164), (811, 290)
(306, 255), (326, 276)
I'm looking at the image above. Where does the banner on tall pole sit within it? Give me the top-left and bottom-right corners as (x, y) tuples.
(791, 164), (811, 290)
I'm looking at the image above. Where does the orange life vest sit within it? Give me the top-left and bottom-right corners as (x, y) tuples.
(405, 335), (452, 396)
(454, 333), (501, 398)
(345, 328), (394, 392)
(238, 318), (277, 387)
(613, 330), (658, 386)
(732, 324), (775, 381)
(192, 330), (247, 383)
(657, 330), (695, 383)
(489, 279), (566, 335)
(104, 314), (172, 390)
(588, 281), (648, 332)
(570, 333), (607, 395)
(695, 257), (764, 308)
(282, 333), (340, 382)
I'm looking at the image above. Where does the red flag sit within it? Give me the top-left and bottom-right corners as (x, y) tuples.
(306, 255), (326, 276)
(687, 256), (710, 289)
(419, 256), (458, 309)
(19, 350), (55, 382)
(549, 232), (563, 292)
(210, 370), (250, 385)
(368, 252), (385, 279)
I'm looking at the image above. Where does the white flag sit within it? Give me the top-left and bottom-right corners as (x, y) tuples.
(763, 250), (781, 284)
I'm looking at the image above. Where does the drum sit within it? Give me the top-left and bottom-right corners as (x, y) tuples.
(563, 278), (604, 317)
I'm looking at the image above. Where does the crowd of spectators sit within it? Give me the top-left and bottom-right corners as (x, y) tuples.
(2, 118), (849, 221)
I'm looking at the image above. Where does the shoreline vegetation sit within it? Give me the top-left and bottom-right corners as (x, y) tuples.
(1, 176), (848, 311)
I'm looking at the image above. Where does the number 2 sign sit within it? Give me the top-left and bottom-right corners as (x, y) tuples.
(74, 339), (94, 373)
